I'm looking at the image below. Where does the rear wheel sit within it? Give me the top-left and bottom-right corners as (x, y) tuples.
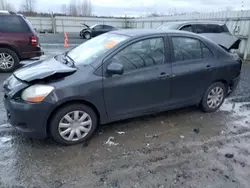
(0, 48), (19, 72)
(49, 104), (98, 145)
(201, 82), (226, 112)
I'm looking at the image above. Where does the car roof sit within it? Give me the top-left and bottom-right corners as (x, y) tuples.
(161, 21), (226, 26)
(110, 28), (198, 37)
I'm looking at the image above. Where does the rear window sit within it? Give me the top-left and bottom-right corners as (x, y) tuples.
(206, 24), (228, 33)
(0, 15), (30, 33)
(192, 24), (229, 34)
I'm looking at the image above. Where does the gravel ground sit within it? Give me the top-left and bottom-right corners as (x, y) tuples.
(0, 41), (249, 188)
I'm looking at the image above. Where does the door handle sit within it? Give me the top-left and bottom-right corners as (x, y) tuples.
(158, 72), (170, 79)
(206, 65), (212, 70)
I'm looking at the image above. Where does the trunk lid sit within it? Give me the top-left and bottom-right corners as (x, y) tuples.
(201, 33), (241, 51)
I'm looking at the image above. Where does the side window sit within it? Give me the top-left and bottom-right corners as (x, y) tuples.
(192, 24), (207, 33)
(180, 25), (192, 32)
(172, 37), (202, 61)
(94, 25), (103, 30)
(206, 24), (223, 33)
(0, 17), (4, 31)
(104, 25), (113, 29)
(201, 43), (213, 58)
(110, 37), (165, 72)
(0, 16), (29, 33)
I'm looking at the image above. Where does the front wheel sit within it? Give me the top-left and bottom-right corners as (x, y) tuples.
(49, 104), (98, 145)
(201, 82), (226, 112)
(84, 32), (91, 40)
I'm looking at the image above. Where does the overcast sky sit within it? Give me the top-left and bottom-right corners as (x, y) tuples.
(11, 0), (250, 17)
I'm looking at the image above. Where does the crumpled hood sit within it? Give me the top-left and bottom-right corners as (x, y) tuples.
(81, 23), (90, 28)
(201, 33), (241, 51)
(14, 57), (77, 82)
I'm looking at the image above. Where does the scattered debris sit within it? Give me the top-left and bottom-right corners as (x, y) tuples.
(105, 137), (119, 146)
(145, 134), (159, 138)
(170, 141), (175, 145)
(193, 129), (200, 134)
(146, 143), (150, 148)
(225, 153), (234, 159)
(180, 135), (185, 139)
(203, 145), (209, 153)
(116, 131), (125, 135)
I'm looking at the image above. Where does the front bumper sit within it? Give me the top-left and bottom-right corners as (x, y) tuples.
(4, 97), (53, 139)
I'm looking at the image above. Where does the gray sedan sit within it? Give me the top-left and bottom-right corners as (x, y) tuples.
(3, 29), (241, 145)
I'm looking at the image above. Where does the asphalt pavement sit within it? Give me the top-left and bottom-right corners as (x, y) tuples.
(0, 35), (250, 188)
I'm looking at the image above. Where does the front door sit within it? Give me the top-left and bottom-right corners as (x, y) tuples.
(169, 35), (217, 105)
(103, 36), (172, 119)
(92, 25), (104, 37)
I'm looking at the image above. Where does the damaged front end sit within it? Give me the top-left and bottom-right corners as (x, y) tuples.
(3, 57), (77, 99)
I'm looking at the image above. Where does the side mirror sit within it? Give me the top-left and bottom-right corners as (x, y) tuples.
(106, 62), (124, 76)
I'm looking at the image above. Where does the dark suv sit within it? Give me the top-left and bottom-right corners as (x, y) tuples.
(0, 11), (43, 72)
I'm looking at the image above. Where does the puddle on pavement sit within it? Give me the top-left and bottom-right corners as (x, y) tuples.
(220, 97), (250, 134)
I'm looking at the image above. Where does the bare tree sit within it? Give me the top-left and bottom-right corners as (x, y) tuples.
(69, 0), (78, 16)
(61, 4), (67, 15)
(79, 0), (92, 16)
(0, 0), (15, 11)
(20, 0), (36, 13)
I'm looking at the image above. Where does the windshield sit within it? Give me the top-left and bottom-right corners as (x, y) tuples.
(67, 33), (129, 65)
(90, 24), (97, 29)
(157, 22), (180, 30)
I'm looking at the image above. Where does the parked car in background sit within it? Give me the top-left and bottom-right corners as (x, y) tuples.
(3, 29), (241, 145)
(157, 21), (241, 52)
(0, 10), (43, 72)
(80, 24), (116, 39)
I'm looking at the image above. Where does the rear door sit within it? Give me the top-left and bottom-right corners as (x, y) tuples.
(169, 34), (217, 105)
(103, 35), (172, 119)
(0, 15), (33, 55)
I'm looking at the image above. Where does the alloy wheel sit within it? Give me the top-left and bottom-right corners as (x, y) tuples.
(0, 53), (14, 70)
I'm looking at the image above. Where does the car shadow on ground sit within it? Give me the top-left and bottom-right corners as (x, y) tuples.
(13, 105), (206, 147)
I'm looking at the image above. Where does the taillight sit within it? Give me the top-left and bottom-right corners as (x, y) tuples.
(31, 35), (38, 46)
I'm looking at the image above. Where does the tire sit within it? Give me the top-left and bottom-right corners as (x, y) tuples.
(49, 103), (98, 145)
(201, 82), (226, 112)
(84, 32), (91, 40)
(0, 48), (20, 72)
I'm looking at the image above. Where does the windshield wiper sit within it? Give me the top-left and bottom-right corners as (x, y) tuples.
(55, 53), (75, 67)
